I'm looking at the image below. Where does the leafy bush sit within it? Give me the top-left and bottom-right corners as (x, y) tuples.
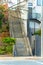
(0, 46), (6, 54)
(0, 50), (5, 55)
(6, 45), (13, 54)
(1, 37), (16, 54)
(0, 45), (13, 54)
(0, 46), (5, 50)
(2, 37), (16, 45)
(0, 13), (4, 20)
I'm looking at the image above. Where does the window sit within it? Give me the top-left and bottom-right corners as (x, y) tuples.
(37, 0), (41, 6)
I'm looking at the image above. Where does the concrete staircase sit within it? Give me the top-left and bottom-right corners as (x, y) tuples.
(9, 10), (32, 56)
(14, 38), (32, 56)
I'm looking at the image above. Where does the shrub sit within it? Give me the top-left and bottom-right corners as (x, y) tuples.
(2, 37), (16, 45)
(6, 45), (13, 54)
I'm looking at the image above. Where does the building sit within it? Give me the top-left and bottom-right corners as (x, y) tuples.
(27, 0), (41, 56)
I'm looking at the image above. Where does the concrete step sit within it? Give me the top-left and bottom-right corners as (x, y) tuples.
(14, 38), (31, 56)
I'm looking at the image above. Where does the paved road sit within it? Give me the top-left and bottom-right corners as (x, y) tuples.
(0, 60), (43, 65)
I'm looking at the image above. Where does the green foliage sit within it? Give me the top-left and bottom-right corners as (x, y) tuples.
(6, 45), (13, 53)
(1, 37), (16, 54)
(0, 50), (5, 55)
(0, 5), (5, 12)
(0, 20), (2, 28)
(2, 37), (16, 45)
(0, 13), (4, 20)
(0, 45), (13, 54)
(34, 29), (41, 36)
(0, 46), (5, 55)
(0, 46), (5, 50)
